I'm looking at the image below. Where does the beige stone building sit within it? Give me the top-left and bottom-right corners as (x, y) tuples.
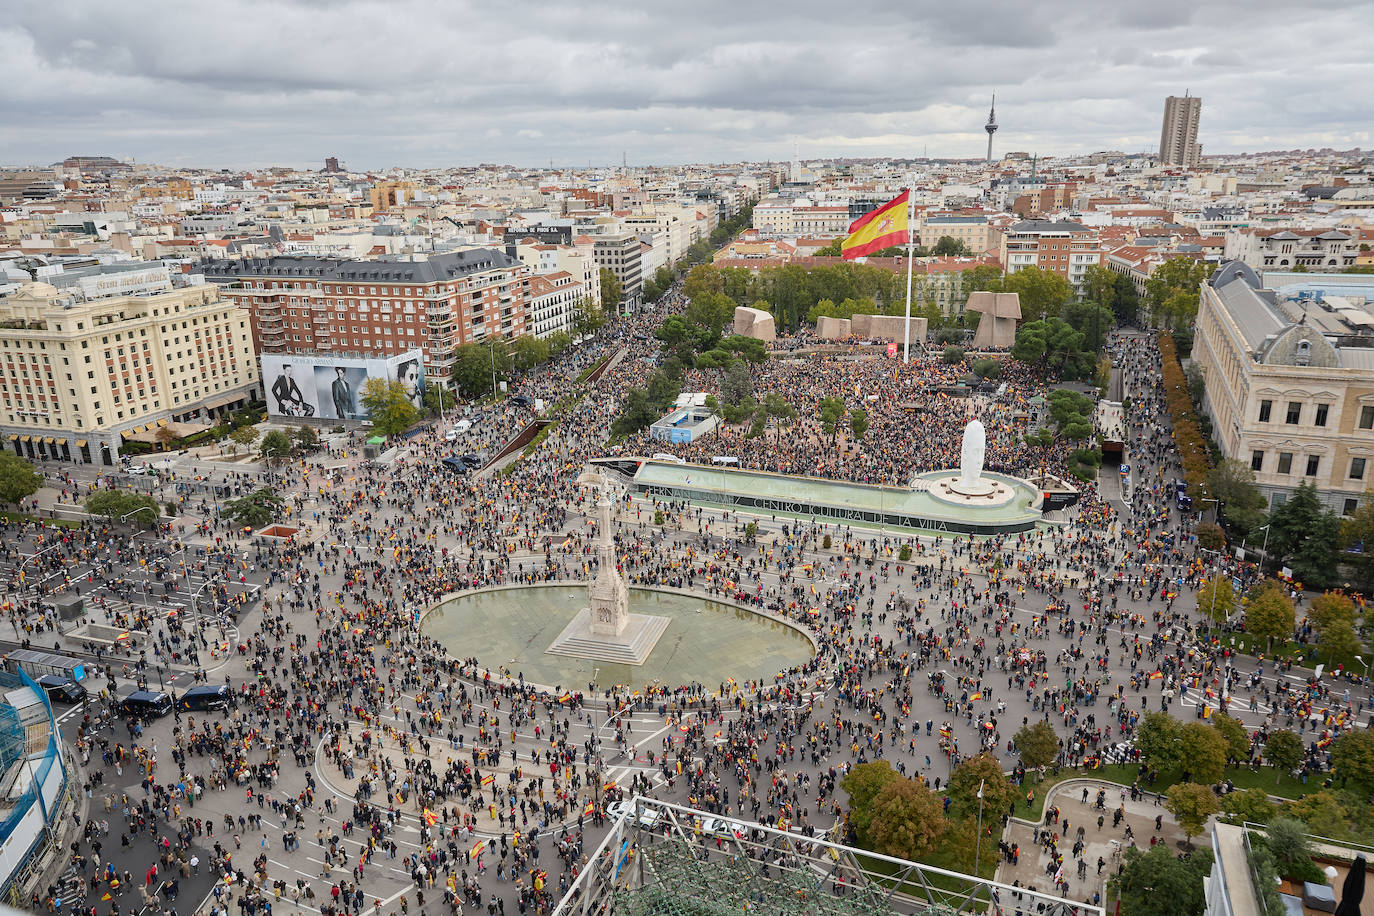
(0, 269), (258, 465)
(1194, 262), (1374, 515)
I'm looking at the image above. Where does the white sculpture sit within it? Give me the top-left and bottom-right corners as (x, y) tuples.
(959, 419), (987, 491)
(587, 478), (630, 637)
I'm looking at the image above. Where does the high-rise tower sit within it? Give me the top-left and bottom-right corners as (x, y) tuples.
(1159, 93), (1202, 168)
(984, 94), (998, 163)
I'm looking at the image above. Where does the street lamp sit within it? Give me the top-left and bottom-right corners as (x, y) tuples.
(1354, 655), (1370, 681)
(972, 779), (986, 876)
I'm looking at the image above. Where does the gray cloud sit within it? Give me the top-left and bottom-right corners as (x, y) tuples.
(2, 0), (1373, 169)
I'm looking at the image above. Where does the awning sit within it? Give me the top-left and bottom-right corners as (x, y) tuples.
(54, 438), (66, 447)
(75, 440), (87, 448)
(155, 418), (168, 428)
(42, 437), (55, 445)
(6, 434), (15, 441)
(20, 436), (31, 443)
(199, 392), (241, 411)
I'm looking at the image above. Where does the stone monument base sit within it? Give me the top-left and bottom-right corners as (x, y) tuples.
(546, 609), (671, 665)
(928, 473), (1018, 507)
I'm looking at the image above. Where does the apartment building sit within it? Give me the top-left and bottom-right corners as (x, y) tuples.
(527, 272), (583, 338)
(591, 233), (643, 313)
(1222, 227), (1360, 272)
(1001, 219), (1102, 292)
(1193, 262), (1374, 514)
(920, 215), (990, 254)
(0, 268), (258, 465)
(202, 250), (529, 374)
(791, 206), (850, 236)
(1159, 95), (1203, 168)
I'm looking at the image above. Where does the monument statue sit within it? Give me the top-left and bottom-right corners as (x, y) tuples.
(959, 419), (987, 491)
(587, 481), (630, 637)
(546, 468), (670, 665)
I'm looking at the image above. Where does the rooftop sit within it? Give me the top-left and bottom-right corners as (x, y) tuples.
(200, 249), (520, 283)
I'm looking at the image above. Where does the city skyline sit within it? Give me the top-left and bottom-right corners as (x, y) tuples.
(2, 0), (1373, 169)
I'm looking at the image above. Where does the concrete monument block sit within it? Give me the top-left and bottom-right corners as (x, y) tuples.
(967, 292), (1021, 349)
(816, 316), (852, 340)
(733, 306), (776, 342)
(850, 313), (928, 344)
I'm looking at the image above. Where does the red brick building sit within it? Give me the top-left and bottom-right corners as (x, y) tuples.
(202, 251), (529, 374)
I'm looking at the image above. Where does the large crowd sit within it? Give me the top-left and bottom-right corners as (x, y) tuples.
(8, 281), (1368, 916)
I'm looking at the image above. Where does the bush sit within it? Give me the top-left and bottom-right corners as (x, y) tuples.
(935, 328), (963, 345)
(822, 534), (832, 549)
(970, 358), (1001, 380)
(898, 543), (912, 561)
(1159, 331), (1211, 493)
(942, 346), (965, 365)
(654, 510), (665, 526)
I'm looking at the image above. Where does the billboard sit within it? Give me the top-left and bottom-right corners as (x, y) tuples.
(262, 350), (425, 421)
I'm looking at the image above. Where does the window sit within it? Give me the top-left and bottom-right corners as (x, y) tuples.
(1286, 402), (1301, 424)
(1278, 452), (1293, 474)
(1344, 499), (1359, 517)
(1315, 404), (1329, 427)
(1306, 455), (1320, 477)
(1251, 450), (1264, 472)
(1259, 400), (1272, 423)
(1362, 405), (1374, 429)
(1352, 458), (1366, 480)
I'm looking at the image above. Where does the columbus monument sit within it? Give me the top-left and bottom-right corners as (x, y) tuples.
(547, 472), (670, 665)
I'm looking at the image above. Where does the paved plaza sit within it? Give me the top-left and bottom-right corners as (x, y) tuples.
(3, 312), (1370, 916)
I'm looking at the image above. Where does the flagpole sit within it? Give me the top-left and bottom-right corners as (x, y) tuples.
(902, 179), (915, 363)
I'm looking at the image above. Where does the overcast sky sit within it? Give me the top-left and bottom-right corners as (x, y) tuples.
(3, 0), (1372, 171)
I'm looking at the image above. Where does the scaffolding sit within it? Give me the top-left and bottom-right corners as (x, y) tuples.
(554, 798), (1105, 916)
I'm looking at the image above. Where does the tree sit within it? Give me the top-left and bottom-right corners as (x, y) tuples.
(1046, 388), (1096, 442)
(1081, 264), (1118, 315)
(222, 486), (283, 530)
(1195, 522), (1227, 552)
(970, 358), (1001, 380)
(931, 236), (970, 257)
(1319, 619), (1361, 664)
(1220, 787), (1277, 826)
(229, 426), (258, 455)
(1062, 300), (1115, 352)
(961, 264), (1004, 297)
(610, 389), (660, 438)
(85, 488), (160, 527)
(1262, 729), (1304, 784)
(597, 270), (621, 316)
(720, 364), (753, 406)
(1309, 591), (1357, 642)
(450, 342), (506, 400)
(1011, 318), (1093, 380)
(1135, 711), (1182, 771)
(1165, 782), (1220, 847)
(849, 408), (869, 441)
(818, 397), (846, 441)
(1265, 817), (1315, 872)
(292, 426), (320, 451)
(1113, 842), (1214, 916)
(761, 392), (796, 444)
(512, 334), (551, 372)
(1002, 266), (1071, 323)
(1283, 792), (1351, 841)
(682, 264), (723, 302)
(946, 753), (1018, 821)
(1178, 722), (1228, 785)
(154, 426), (178, 451)
(840, 760), (901, 845)
(1206, 459), (1269, 537)
(258, 429), (293, 464)
(1145, 257), (1210, 327)
(867, 779), (948, 860)
(1112, 271), (1141, 324)
(359, 378), (420, 437)
(1329, 729), (1374, 795)
(1246, 580), (1296, 648)
(1196, 574), (1238, 625)
(942, 345), (964, 365)
(721, 335), (768, 364)
(1210, 714), (1251, 765)
(1011, 720), (1060, 772)
(0, 452), (41, 509)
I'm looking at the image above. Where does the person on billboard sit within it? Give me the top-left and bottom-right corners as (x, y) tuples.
(396, 357), (424, 410)
(330, 366), (355, 419)
(270, 363), (314, 417)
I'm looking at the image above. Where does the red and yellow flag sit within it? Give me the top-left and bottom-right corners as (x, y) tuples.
(841, 191), (910, 260)
(423, 808), (439, 826)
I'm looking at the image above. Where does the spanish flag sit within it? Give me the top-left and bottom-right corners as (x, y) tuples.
(423, 808), (439, 826)
(471, 840), (486, 858)
(584, 800), (595, 816)
(841, 191), (910, 260)
(481, 773), (495, 786)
